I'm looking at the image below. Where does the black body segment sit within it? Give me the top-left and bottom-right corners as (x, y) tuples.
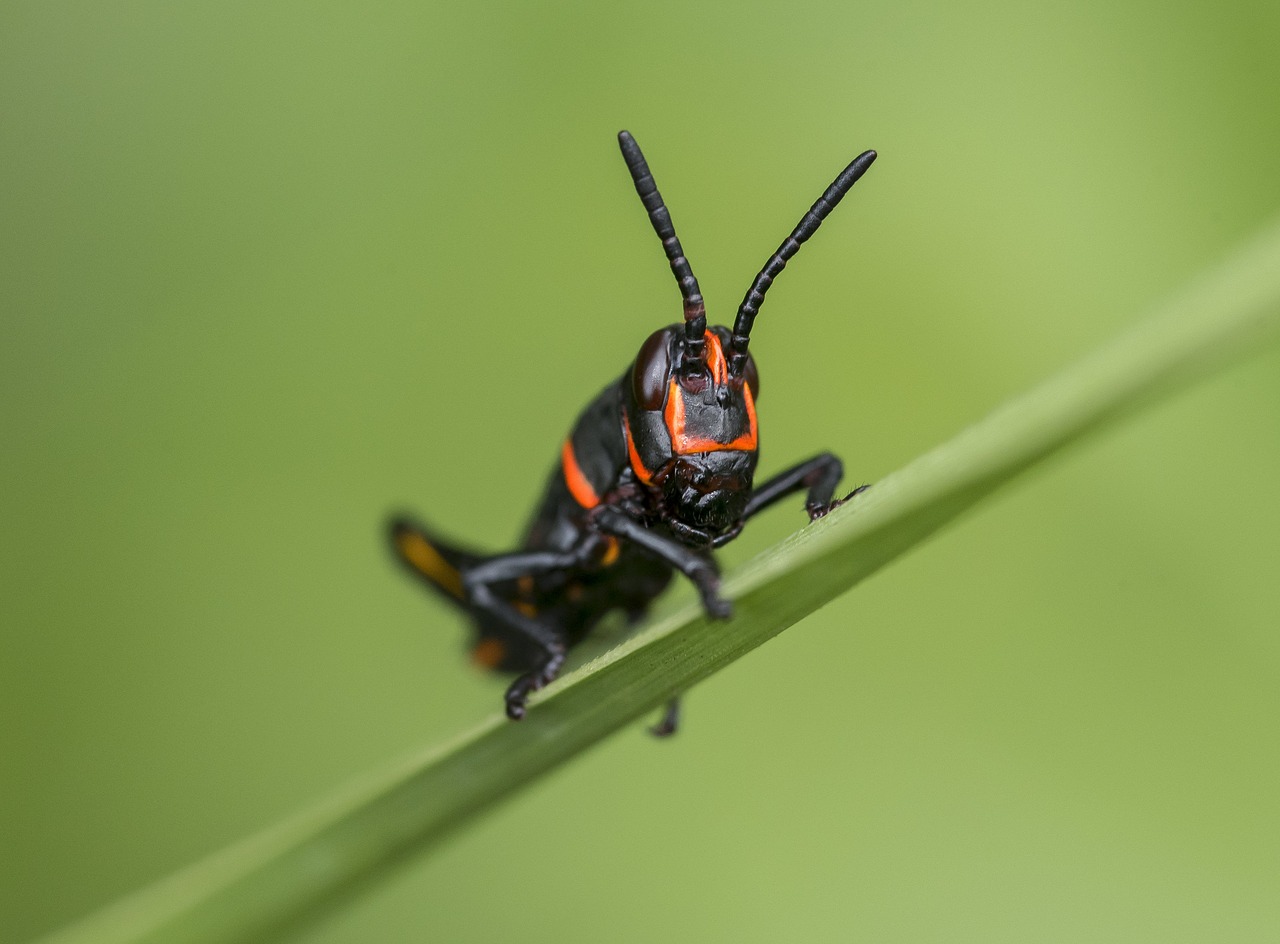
(389, 131), (877, 731)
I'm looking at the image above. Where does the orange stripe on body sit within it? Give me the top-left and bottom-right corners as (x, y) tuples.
(623, 414), (656, 486)
(471, 637), (507, 669)
(561, 438), (601, 508)
(601, 536), (621, 566)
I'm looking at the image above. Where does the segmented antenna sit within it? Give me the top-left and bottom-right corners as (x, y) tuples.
(618, 130), (707, 364)
(728, 149), (877, 375)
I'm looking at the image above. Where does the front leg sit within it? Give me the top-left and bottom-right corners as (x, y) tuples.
(591, 508), (732, 619)
(742, 452), (867, 522)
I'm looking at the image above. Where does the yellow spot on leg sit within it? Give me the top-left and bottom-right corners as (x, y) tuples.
(396, 530), (463, 599)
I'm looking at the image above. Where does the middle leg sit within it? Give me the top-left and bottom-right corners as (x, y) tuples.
(462, 539), (607, 720)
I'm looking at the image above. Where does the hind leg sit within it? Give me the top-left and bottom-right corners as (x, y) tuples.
(649, 697), (681, 738)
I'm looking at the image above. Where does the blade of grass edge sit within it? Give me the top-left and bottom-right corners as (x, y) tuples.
(34, 217), (1280, 944)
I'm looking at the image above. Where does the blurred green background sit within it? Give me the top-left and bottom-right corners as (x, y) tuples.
(3, 0), (1279, 941)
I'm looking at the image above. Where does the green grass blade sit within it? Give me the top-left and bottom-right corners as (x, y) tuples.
(35, 218), (1280, 944)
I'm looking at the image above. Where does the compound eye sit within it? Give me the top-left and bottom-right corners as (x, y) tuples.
(631, 327), (674, 411)
(743, 352), (760, 400)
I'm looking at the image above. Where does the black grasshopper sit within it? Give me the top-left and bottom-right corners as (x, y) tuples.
(390, 131), (876, 733)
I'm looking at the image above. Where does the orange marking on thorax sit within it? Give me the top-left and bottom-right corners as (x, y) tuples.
(561, 438), (601, 508)
(623, 413), (655, 486)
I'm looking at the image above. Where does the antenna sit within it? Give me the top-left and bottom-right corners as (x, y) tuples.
(729, 149), (877, 375)
(618, 130), (707, 364)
